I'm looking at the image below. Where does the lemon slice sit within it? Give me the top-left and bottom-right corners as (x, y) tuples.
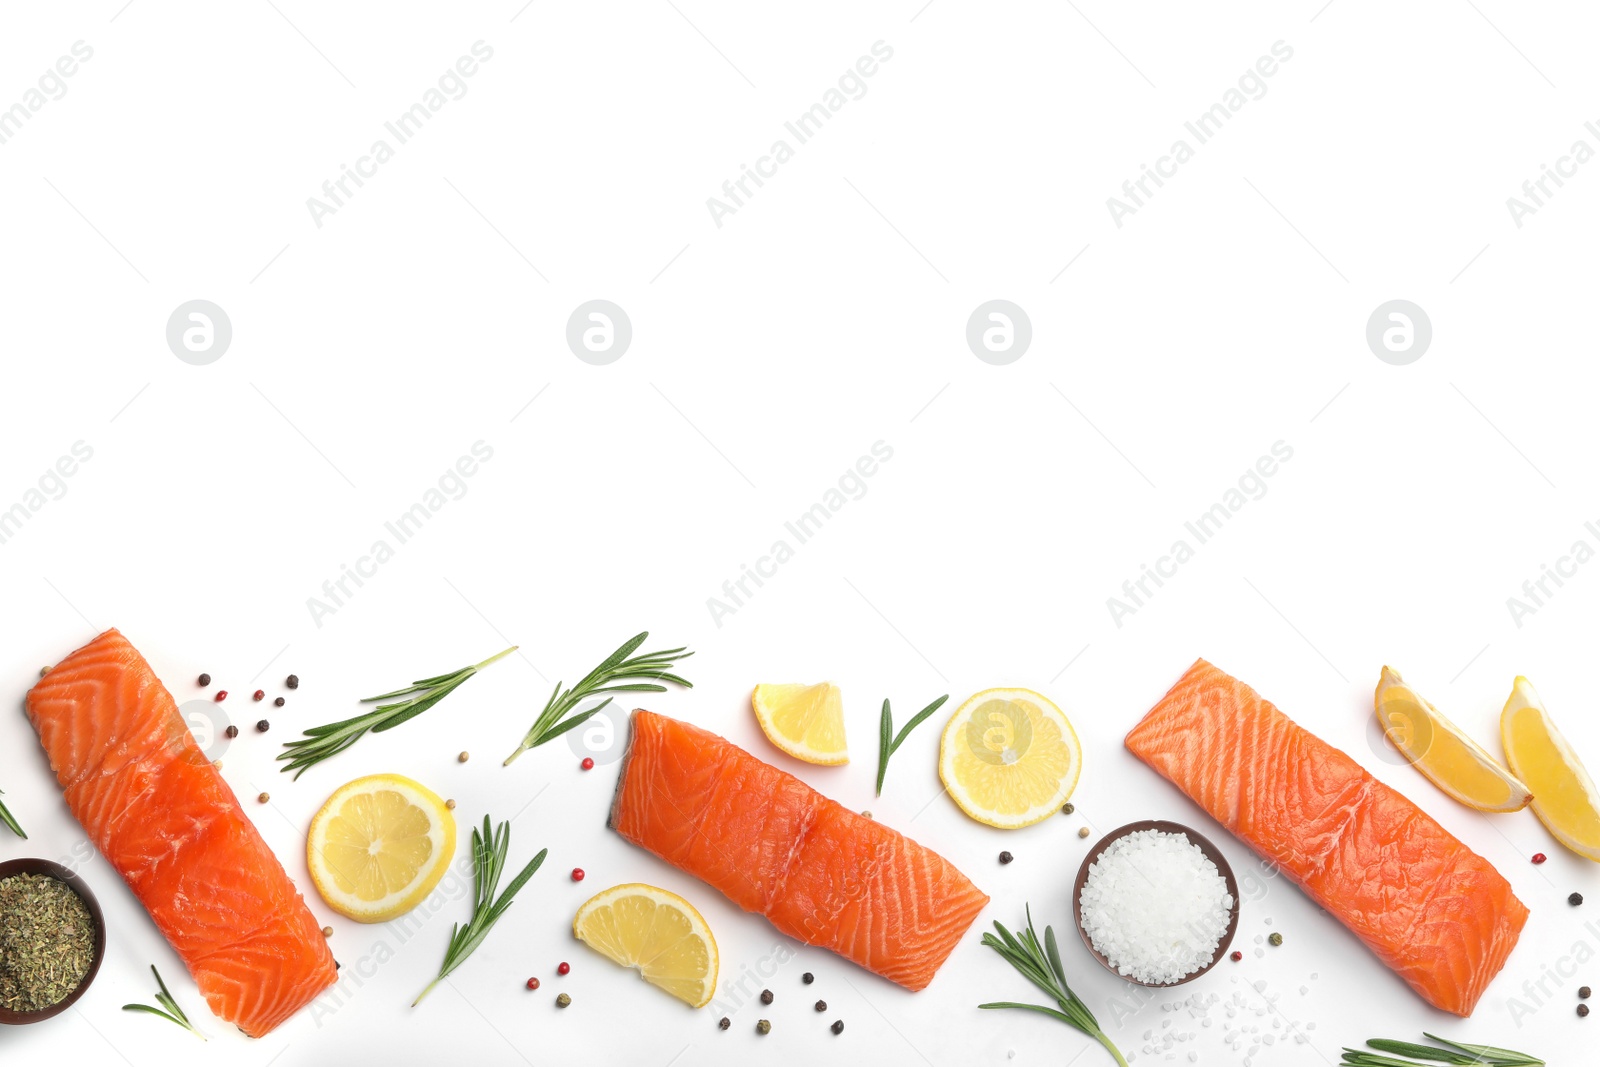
(1374, 667), (1531, 813)
(751, 682), (847, 765)
(1502, 676), (1600, 861)
(573, 883), (719, 1008)
(938, 687), (1080, 829)
(307, 774), (456, 923)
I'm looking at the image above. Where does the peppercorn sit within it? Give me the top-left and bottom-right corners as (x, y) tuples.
(581, 757), (594, 770)
(274, 696), (285, 707)
(321, 926), (333, 938)
(1230, 951), (1242, 962)
(999, 851), (1013, 865)
(215, 690), (228, 702)
(445, 799), (456, 810)
(756, 1020), (771, 1035)
(1534, 852), (1548, 864)
(526, 977), (540, 991)
(557, 962), (570, 976)
(1062, 802), (1075, 815)
(814, 1000), (827, 1012)
(1078, 826), (1090, 838)
(831, 1020), (844, 1035)
(1581, 1004), (1591, 1018)
(286, 674), (300, 689)
(256, 719), (270, 733)
(862, 811), (872, 819)
(760, 989), (773, 1004)
(458, 751), (469, 763)
(556, 993), (571, 1008)
(257, 792), (270, 804)
(252, 689), (265, 702)
(1582, 986), (1593, 999)
(718, 1017), (730, 1030)
(224, 725), (239, 739)
(1572, 892), (1585, 906)
(1268, 932), (1283, 947)
(802, 972), (814, 984)
(571, 868), (585, 882)
(198, 673), (211, 687)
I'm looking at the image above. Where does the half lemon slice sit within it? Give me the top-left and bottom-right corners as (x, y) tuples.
(1502, 676), (1600, 861)
(574, 883), (719, 1008)
(307, 773), (456, 922)
(1374, 666), (1531, 813)
(938, 687), (1081, 829)
(752, 682), (847, 765)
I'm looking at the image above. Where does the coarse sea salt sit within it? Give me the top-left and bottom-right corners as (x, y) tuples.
(1079, 828), (1234, 985)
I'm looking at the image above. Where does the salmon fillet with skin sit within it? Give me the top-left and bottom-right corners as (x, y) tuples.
(609, 710), (989, 991)
(26, 630), (336, 1037)
(1125, 659), (1527, 1017)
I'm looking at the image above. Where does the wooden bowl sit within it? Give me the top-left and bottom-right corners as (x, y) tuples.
(1072, 819), (1240, 988)
(0, 858), (108, 1025)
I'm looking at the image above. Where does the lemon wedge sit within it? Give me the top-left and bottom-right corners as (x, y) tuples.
(751, 682), (847, 765)
(938, 687), (1081, 829)
(1502, 676), (1600, 862)
(1374, 667), (1531, 813)
(573, 883), (719, 1008)
(307, 773), (456, 922)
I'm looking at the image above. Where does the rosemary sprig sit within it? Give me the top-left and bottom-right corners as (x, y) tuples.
(414, 815), (547, 1006)
(876, 694), (948, 795)
(123, 965), (207, 1041)
(1342, 1034), (1544, 1067)
(0, 788), (24, 839)
(278, 646), (517, 778)
(979, 907), (1129, 1067)
(502, 632), (692, 766)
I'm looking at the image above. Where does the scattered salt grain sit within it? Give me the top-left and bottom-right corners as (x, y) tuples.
(1078, 829), (1234, 985)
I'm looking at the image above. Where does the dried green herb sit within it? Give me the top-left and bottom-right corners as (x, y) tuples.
(123, 964), (206, 1040)
(0, 873), (94, 1012)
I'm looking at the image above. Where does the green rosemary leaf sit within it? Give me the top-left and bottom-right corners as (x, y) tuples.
(124, 966), (206, 1040)
(981, 908), (1129, 1067)
(0, 789), (25, 839)
(278, 646), (516, 777)
(874, 694), (947, 796)
(413, 815), (546, 1006)
(503, 633), (692, 765)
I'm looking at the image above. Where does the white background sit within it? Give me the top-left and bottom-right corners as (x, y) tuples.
(1, 2), (1597, 1064)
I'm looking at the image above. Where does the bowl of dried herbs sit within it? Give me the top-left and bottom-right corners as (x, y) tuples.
(0, 858), (106, 1024)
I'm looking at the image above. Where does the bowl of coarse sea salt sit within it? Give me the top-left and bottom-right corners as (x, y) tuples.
(1073, 820), (1240, 987)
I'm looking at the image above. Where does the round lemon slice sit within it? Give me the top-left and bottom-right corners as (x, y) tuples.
(1502, 676), (1600, 862)
(573, 883), (719, 1008)
(938, 687), (1081, 829)
(752, 682), (847, 765)
(1374, 666), (1531, 813)
(307, 773), (456, 923)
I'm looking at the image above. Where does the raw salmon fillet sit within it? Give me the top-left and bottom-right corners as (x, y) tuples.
(609, 710), (989, 991)
(26, 630), (336, 1036)
(1125, 659), (1527, 1017)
